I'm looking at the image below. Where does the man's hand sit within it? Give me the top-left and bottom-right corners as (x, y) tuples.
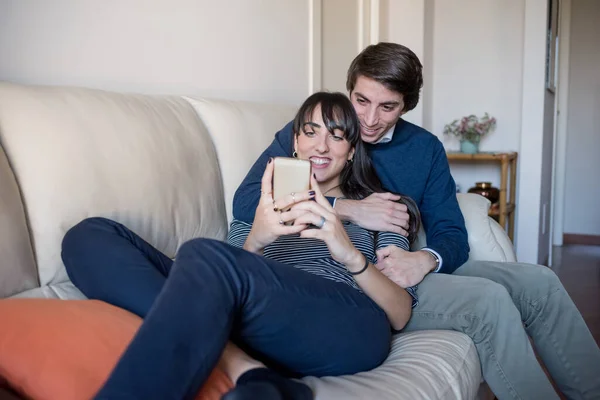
(375, 246), (436, 287)
(334, 193), (410, 236)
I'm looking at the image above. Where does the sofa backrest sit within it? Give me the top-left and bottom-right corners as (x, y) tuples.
(0, 82), (515, 298)
(183, 97), (296, 223)
(0, 83), (228, 288)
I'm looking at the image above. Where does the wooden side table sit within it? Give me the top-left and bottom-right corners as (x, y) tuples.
(446, 152), (518, 241)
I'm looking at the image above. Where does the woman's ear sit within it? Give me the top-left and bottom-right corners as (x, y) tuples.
(294, 137), (298, 154)
(348, 147), (356, 162)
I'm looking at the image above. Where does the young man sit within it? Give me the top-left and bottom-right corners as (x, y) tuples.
(233, 43), (600, 400)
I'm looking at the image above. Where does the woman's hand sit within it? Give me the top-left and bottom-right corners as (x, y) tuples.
(291, 174), (365, 271)
(295, 174), (413, 331)
(244, 159), (314, 254)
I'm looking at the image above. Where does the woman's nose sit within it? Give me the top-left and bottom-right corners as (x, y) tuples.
(315, 135), (329, 153)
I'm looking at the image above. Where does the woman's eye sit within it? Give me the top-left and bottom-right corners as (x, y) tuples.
(304, 131), (316, 137)
(329, 135), (343, 142)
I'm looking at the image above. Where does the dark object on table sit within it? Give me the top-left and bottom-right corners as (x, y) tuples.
(468, 182), (500, 204)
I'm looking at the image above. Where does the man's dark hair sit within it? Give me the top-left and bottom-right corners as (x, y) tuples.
(292, 91), (421, 242)
(346, 42), (424, 113)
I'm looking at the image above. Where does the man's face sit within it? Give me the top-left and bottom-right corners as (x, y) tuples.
(350, 75), (406, 144)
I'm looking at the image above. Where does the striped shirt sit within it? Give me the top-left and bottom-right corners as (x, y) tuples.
(227, 219), (418, 307)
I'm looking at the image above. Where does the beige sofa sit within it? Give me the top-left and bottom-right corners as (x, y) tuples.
(0, 82), (517, 399)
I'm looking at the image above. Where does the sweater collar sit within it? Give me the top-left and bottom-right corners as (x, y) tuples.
(373, 124), (396, 144)
(371, 118), (405, 144)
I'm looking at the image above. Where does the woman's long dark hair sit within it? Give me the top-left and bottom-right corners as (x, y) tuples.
(292, 92), (421, 242)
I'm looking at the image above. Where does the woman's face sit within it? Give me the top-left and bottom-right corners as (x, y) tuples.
(294, 104), (355, 193)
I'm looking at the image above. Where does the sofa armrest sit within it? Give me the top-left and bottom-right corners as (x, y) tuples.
(488, 218), (517, 262)
(411, 194), (517, 263)
(457, 193), (517, 262)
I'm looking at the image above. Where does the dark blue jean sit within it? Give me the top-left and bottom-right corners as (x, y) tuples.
(62, 218), (392, 400)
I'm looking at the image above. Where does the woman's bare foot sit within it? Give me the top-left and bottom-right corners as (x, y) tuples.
(218, 342), (266, 383)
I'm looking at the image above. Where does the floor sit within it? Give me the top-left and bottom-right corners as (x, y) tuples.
(550, 244), (600, 344)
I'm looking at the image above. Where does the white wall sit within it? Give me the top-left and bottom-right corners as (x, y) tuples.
(1, 0), (558, 261)
(425, 0), (525, 199)
(383, 0), (523, 190)
(563, 0), (600, 235)
(0, 0), (310, 105)
(381, 0), (552, 263)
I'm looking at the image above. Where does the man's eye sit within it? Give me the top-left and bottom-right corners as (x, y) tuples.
(304, 131), (316, 137)
(356, 98), (366, 104)
(382, 106), (394, 112)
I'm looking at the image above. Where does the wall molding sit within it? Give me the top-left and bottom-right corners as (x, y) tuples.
(563, 234), (600, 246)
(358, 0), (367, 51)
(308, 0), (322, 94)
(358, 0), (380, 51)
(369, 0), (380, 45)
(515, 0), (550, 264)
(551, 0), (572, 247)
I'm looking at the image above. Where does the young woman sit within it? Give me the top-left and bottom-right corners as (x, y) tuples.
(62, 92), (420, 400)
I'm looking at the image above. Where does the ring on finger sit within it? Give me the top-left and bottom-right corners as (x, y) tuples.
(273, 203), (279, 212)
(290, 192), (296, 203)
(316, 215), (326, 229)
(279, 216), (284, 225)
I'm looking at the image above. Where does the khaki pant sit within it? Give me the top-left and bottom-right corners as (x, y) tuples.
(403, 260), (600, 400)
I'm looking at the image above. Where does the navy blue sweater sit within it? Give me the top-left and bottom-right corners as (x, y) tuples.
(232, 119), (469, 273)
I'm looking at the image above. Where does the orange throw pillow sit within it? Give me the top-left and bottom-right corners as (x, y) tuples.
(0, 299), (233, 400)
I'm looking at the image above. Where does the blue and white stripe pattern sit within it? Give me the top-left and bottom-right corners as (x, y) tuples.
(227, 219), (418, 308)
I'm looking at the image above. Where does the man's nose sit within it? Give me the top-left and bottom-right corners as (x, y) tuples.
(364, 106), (378, 126)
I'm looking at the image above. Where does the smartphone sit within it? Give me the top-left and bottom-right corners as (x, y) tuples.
(273, 157), (312, 211)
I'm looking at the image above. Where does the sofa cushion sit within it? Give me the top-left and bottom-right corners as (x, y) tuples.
(457, 194), (517, 262)
(0, 83), (228, 287)
(0, 299), (232, 400)
(183, 97), (296, 223)
(411, 193), (516, 262)
(10, 281), (86, 300)
(489, 218), (517, 262)
(0, 145), (38, 297)
(301, 330), (481, 400)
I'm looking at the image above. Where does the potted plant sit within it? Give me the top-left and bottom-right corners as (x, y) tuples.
(443, 113), (497, 154)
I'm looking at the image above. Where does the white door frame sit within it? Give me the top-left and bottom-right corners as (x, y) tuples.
(550, 0), (572, 249)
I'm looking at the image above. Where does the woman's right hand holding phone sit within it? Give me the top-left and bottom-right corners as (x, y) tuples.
(244, 159), (315, 254)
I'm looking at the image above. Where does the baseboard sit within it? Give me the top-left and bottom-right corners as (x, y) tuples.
(563, 233), (600, 246)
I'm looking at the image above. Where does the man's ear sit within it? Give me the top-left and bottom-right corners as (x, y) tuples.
(294, 137), (298, 153)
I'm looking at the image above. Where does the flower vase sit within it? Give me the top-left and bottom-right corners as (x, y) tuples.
(460, 140), (479, 154)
